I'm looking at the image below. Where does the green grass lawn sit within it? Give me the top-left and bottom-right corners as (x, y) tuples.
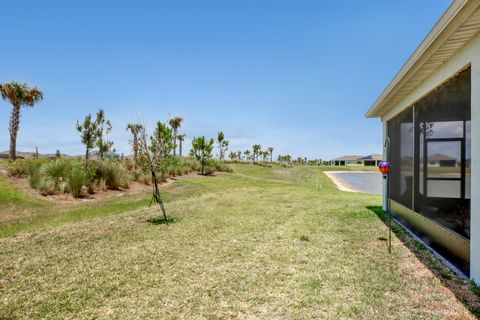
(0, 164), (478, 319)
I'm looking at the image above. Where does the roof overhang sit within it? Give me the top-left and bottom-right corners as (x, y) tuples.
(366, 0), (480, 118)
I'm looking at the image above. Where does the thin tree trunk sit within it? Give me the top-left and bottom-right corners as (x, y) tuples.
(85, 148), (89, 168)
(179, 140), (183, 157)
(9, 104), (21, 161)
(133, 135), (138, 165)
(173, 129), (177, 156)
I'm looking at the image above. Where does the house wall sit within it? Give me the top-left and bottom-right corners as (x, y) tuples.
(381, 33), (480, 282)
(345, 160), (362, 166)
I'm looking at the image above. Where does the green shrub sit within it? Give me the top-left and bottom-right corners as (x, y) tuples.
(35, 176), (56, 196)
(183, 157), (200, 172)
(203, 160), (216, 175)
(8, 159), (44, 177)
(139, 174), (152, 185)
(66, 165), (86, 198)
(59, 181), (69, 194)
(99, 178), (107, 192)
(200, 159), (233, 175)
(218, 163), (233, 173)
(41, 159), (70, 187)
(155, 171), (167, 183)
(28, 167), (42, 189)
(97, 160), (129, 190)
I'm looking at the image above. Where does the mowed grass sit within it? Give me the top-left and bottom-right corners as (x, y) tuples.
(0, 164), (476, 319)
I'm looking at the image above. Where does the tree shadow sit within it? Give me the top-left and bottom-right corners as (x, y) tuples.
(146, 217), (179, 225)
(367, 205), (480, 317)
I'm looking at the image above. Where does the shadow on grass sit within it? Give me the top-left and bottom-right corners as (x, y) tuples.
(146, 217), (179, 225)
(367, 205), (480, 318)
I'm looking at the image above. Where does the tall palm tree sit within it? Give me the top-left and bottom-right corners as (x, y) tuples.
(168, 116), (183, 156)
(252, 144), (261, 164)
(267, 147), (274, 163)
(0, 82), (43, 160)
(126, 123), (144, 165)
(177, 134), (186, 157)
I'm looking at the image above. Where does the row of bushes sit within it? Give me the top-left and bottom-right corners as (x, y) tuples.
(8, 159), (130, 197)
(132, 158), (232, 185)
(6, 156), (232, 197)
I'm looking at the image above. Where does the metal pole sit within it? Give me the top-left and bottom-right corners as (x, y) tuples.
(388, 175), (391, 253)
(383, 136), (392, 254)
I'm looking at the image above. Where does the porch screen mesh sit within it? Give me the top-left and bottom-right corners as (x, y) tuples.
(388, 108), (414, 209)
(388, 67), (471, 239)
(414, 68), (471, 238)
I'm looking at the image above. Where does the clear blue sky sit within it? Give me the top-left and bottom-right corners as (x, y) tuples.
(0, 0), (451, 159)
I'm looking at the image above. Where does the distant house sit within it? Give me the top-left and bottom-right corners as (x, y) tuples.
(427, 153), (458, 167)
(329, 154), (382, 166)
(330, 155), (362, 166)
(366, 0), (479, 281)
(360, 154), (383, 166)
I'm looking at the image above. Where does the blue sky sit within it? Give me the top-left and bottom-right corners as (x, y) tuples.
(0, 0), (451, 159)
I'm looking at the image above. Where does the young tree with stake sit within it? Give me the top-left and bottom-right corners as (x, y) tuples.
(95, 109), (114, 159)
(217, 131), (229, 162)
(76, 113), (98, 168)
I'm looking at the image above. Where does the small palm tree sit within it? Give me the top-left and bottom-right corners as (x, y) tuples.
(267, 147), (274, 163)
(126, 123), (144, 166)
(252, 144), (261, 164)
(168, 116), (183, 156)
(244, 149), (251, 163)
(0, 82), (43, 160)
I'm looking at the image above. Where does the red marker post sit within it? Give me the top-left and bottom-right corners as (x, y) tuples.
(378, 161), (392, 253)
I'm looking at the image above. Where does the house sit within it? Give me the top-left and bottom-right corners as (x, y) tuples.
(366, 0), (480, 281)
(360, 154), (383, 166)
(329, 154), (382, 166)
(330, 155), (363, 166)
(427, 153), (458, 167)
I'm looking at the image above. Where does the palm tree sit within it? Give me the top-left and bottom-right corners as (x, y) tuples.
(0, 82), (43, 160)
(168, 116), (183, 156)
(126, 123), (144, 166)
(244, 149), (251, 163)
(177, 134), (186, 157)
(267, 147), (274, 163)
(252, 144), (261, 164)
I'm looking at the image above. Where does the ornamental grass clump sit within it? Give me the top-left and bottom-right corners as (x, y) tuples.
(97, 160), (129, 190)
(66, 164), (86, 198)
(35, 175), (56, 196)
(41, 159), (70, 189)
